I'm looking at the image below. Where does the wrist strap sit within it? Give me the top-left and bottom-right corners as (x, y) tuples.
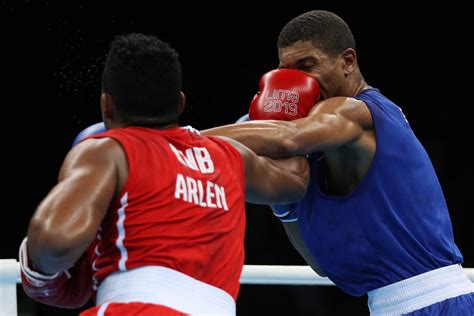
(271, 206), (298, 222)
(19, 237), (61, 286)
(275, 211), (298, 223)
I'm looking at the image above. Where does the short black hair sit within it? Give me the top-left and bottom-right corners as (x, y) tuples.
(102, 33), (182, 125)
(277, 10), (355, 58)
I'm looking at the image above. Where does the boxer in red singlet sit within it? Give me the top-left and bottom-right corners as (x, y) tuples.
(18, 33), (309, 315)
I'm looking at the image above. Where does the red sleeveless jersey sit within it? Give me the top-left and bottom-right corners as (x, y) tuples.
(87, 126), (246, 300)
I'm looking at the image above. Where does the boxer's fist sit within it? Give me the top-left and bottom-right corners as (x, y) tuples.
(249, 69), (320, 121)
(72, 122), (106, 147)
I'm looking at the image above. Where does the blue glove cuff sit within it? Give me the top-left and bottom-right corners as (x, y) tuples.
(72, 122), (106, 147)
(270, 203), (298, 222)
(235, 114), (250, 123)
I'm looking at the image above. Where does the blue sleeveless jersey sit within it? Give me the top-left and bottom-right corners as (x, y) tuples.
(295, 88), (463, 296)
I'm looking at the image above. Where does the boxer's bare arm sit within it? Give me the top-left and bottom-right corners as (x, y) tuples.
(202, 97), (372, 159)
(27, 138), (124, 274)
(218, 137), (309, 205)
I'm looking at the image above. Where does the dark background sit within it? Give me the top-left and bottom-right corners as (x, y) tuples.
(1, 1), (471, 315)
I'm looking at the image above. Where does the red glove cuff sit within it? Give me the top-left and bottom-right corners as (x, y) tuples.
(18, 237), (92, 308)
(19, 237), (65, 286)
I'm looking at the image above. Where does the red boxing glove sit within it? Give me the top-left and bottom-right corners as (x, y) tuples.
(19, 238), (92, 308)
(249, 69), (320, 121)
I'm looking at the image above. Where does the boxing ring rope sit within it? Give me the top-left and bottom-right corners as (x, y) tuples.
(1, 259), (474, 316)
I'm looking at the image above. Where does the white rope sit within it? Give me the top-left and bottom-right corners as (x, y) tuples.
(0, 260), (334, 286)
(1, 259), (474, 316)
(241, 265), (474, 285)
(1, 260), (474, 285)
(241, 265), (334, 285)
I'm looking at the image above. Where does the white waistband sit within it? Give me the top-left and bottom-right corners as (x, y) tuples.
(96, 266), (236, 315)
(367, 264), (474, 315)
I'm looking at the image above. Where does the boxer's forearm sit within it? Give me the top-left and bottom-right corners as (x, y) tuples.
(202, 120), (297, 158)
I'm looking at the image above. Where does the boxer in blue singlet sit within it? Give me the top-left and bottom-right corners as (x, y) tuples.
(201, 10), (474, 315)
